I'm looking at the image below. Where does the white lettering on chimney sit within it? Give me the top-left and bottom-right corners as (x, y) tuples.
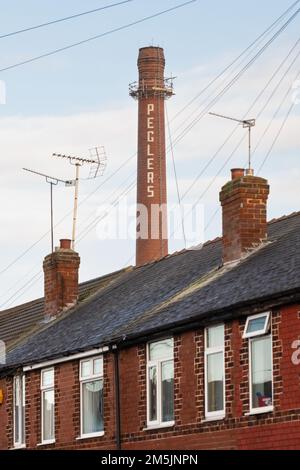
(147, 103), (155, 198)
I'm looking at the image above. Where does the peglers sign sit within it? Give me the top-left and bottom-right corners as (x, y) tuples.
(146, 103), (155, 198)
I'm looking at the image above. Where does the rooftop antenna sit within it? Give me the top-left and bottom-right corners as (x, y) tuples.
(53, 147), (107, 250)
(209, 112), (256, 175)
(23, 168), (75, 254)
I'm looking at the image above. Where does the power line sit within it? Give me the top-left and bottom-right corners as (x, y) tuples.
(258, 76), (300, 174)
(0, 1), (296, 281)
(179, 36), (300, 202)
(204, 62), (300, 234)
(171, 43), (300, 238)
(0, 1), (134, 40)
(0, 271), (43, 309)
(76, 179), (136, 243)
(168, 7), (300, 152)
(166, 103), (187, 247)
(0, 1), (197, 73)
(253, 66), (300, 158)
(0, 153), (136, 277)
(171, 0), (300, 123)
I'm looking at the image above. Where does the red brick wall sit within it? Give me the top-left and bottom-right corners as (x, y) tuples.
(43, 243), (80, 318)
(219, 173), (270, 263)
(0, 304), (300, 450)
(0, 377), (11, 449)
(135, 47), (168, 266)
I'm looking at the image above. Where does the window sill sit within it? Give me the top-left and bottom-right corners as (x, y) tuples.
(143, 421), (175, 431)
(37, 440), (56, 446)
(245, 406), (274, 416)
(202, 414), (225, 423)
(76, 431), (105, 440)
(10, 444), (26, 450)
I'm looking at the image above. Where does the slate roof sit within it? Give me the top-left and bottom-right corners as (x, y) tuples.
(0, 268), (127, 349)
(1, 212), (300, 373)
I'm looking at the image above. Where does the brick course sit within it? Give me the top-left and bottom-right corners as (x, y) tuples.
(0, 304), (300, 449)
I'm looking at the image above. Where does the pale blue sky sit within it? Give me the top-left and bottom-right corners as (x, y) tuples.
(0, 1), (299, 307)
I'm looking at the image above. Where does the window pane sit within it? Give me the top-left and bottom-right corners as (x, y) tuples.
(148, 366), (157, 421)
(82, 379), (103, 434)
(247, 316), (267, 334)
(251, 336), (272, 408)
(14, 376), (25, 445)
(93, 358), (102, 376)
(81, 360), (91, 378)
(42, 369), (54, 387)
(149, 339), (173, 361)
(207, 325), (224, 348)
(14, 378), (20, 443)
(161, 361), (174, 422)
(207, 352), (224, 412)
(43, 389), (54, 441)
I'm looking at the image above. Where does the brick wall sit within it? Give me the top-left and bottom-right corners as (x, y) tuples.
(0, 304), (300, 450)
(135, 47), (169, 266)
(220, 172), (270, 263)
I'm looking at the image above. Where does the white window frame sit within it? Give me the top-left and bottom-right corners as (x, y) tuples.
(146, 338), (174, 428)
(249, 333), (274, 415)
(13, 374), (26, 448)
(79, 356), (104, 439)
(243, 312), (270, 339)
(204, 324), (226, 420)
(40, 367), (55, 444)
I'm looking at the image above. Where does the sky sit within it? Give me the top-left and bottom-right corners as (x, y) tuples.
(0, 0), (299, 308)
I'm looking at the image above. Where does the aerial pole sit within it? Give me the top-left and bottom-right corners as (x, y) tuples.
(23, 168), (74, 254)
(209, 112), (256, 174)
(72, 163), (81, 250)
(53, 147), (107, 249)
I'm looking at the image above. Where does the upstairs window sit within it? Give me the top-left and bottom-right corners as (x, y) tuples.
(147, 338), (174, 427)
(80, 357), (104, 437)
(41, 368), (55, 443)
(244, 313), (273, 413)
(205, 324), (225, 419)
(13, 375), (25, 447)
(243, 312), (270, 338)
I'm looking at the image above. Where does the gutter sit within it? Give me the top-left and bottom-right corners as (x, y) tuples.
(1, 288), (300, 377)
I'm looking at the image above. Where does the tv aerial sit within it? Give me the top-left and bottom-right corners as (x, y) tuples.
(53, 147), (107, 250)
(23, 168), (75, 254)
(24, 147), (107, 254)
(209, 112), (256, 174)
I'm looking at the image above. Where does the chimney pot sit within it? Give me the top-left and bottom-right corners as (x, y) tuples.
(60, 239), (71, 249)
(231, 168), (245, 180)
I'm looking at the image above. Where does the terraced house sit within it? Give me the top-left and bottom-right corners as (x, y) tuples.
(0, 47), (300, 450)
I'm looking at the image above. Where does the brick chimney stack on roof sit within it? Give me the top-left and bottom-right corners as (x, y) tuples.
(219, 169), (270, 263)
(43, 239), (80, 319)
(131, 46), (172, 267)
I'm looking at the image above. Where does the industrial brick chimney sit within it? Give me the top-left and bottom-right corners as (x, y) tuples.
(220, 169), (270, 263)
(130, 47), (174, 266)
(43, 239), (80, 319)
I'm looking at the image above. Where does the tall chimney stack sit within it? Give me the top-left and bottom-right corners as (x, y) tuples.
(130, 47), (173, 266)
(220, 169), (270, 263)
(43, 239), (80, 319)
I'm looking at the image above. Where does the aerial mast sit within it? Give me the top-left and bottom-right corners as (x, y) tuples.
(53, 147), (106, 249)
(23, 168), (74, 254)
(209, 112), (256, 174)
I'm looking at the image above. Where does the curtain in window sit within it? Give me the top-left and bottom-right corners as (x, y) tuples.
(251, 336), (272, 408)
(43, 389), (54, 441)
(161, 361), (174, 422)
(82, 379), (104, 434)
(207, 352), (224, 412)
